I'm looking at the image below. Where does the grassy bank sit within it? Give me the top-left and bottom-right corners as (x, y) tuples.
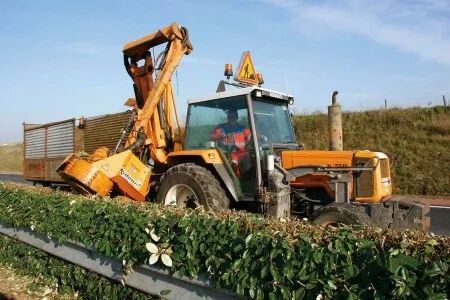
(293, 106), (450, 196)
(0, 143), (23, 173)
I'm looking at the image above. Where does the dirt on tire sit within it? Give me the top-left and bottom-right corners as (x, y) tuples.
(156, 163), (230, 212)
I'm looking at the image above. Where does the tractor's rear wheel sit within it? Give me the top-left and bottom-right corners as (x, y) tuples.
(310, 203), (373, 227)
(156, 163), (229, 212)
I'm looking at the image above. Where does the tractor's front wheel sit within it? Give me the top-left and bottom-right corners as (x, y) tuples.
(156, 163), (229, 212)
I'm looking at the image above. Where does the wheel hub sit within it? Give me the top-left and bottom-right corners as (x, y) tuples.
(165, 184), (198, 209)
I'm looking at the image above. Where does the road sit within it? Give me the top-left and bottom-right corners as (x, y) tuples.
(0, 173), (448, 236)
(429, 206), (449, 236)
(0, 173), (27, 185)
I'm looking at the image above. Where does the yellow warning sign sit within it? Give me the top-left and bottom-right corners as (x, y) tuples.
(235, 51), (259, 85)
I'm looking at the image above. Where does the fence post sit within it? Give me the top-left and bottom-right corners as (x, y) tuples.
(384, 99), (387, 109)
(443, 95), (447, 107)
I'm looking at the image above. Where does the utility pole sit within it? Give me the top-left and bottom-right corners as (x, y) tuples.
(443, 95), (447, 107)
(384, 99), (387, 109)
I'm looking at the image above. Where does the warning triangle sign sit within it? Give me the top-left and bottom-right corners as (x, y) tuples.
(235, 51), (259, 85)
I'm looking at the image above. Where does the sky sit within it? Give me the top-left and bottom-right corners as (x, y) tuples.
(0, 0), (449, 143)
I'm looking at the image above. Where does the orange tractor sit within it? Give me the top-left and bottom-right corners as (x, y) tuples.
(58, 23), (429, 230)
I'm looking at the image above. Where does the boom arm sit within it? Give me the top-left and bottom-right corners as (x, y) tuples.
(120, 23), (193, 164)
(57, 23), (193, 201)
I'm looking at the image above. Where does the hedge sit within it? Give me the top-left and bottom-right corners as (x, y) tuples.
(0, 183), (449, 299)
(0, 235), (154, 299)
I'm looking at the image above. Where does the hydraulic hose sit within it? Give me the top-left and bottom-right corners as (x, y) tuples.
(123, 127), (147, 155)
(114, 109), (137, 154)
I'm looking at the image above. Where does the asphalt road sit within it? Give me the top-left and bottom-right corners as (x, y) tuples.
(0, 173), (448, 236)
(0, 174), (27, 185)
(429, 206), (450, 236)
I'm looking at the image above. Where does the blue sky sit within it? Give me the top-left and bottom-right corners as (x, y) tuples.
(0, 0), (449, 143)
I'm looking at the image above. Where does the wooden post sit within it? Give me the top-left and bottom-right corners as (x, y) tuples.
(384, 99), (387, 109)
(443, 95), (447, 107)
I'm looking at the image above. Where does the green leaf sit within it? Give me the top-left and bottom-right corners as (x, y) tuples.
(396, 254), (419, 270)
(293, 288), (305, 299)
(249, 288), (255, 299)
(305, 282), (317, 290)
(237, 283), (245, 296)
(269, 292), (277, 300)
(233, 259), (242, 271)
(256, 288), (265, 300)
(260, 265), (269, 279)
(245, 234), (253, 248)
(281, 287), (290, 299)
(177, 235), (189, 243)
(160, 289), (171, 296)
(270, 265), (280, 281)
(327, 280), (337, 290)
(234, 244), (244, 252)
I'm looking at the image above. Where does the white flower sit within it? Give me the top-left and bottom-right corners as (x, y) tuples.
(70, 200), (76, 206)
(149, 253), (160, 265)
(145, 242), (158, 254)
(161, 254), (172, 267)
(150, 229), (160, 242)
(30, 224), (35, 231)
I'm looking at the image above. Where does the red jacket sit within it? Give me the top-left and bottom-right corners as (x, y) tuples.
(210, 123), (251, 151)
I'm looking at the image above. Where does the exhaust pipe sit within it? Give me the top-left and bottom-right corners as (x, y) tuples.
(328, 91), (343, 151)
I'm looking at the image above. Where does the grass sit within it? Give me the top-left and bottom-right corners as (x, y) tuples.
(0, 144), (23, 173)
(293, 106), (450, 196)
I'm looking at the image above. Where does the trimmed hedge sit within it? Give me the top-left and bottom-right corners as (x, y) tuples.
(0, 183), (449, 299)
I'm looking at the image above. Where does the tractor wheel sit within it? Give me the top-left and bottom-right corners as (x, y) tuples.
(310, 203), (373, 227)
(156, 163), (229, 212)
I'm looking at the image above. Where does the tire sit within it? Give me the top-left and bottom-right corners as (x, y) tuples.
(310, 202), (373, 227)
(156, 163), (230, 212)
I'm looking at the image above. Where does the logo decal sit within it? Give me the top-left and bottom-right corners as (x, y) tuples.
(120, 168), (142, 188)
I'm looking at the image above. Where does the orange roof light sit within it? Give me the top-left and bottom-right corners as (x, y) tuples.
(257, 73), (264, 86)
(224, 63), (233, 79)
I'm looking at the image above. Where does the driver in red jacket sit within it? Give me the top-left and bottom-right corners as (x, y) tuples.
(210, 109), (251, 177)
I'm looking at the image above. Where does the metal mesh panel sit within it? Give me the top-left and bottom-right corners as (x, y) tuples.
(24, 128), (45, 158)
(84, 111), (131, 154)
(46, 121), (74, 158)
(24, 120), (74, 159)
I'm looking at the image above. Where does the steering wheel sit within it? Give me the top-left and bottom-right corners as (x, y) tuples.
(215, 139), (235, 153)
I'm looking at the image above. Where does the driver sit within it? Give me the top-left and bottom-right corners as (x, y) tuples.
(210, 109), (251, 177)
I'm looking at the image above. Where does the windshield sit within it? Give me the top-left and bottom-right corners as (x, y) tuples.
(184, 96), (249, 149)
(253, 98), (296, 144)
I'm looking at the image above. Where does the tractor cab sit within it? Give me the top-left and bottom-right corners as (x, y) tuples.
(184, 87), (297, 200)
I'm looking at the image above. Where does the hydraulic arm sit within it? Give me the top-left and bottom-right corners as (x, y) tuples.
(118, 23), (192, 163)
(57, 23), (193, 201)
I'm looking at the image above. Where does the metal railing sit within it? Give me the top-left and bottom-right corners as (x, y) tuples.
(0, 222), (236, 300)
